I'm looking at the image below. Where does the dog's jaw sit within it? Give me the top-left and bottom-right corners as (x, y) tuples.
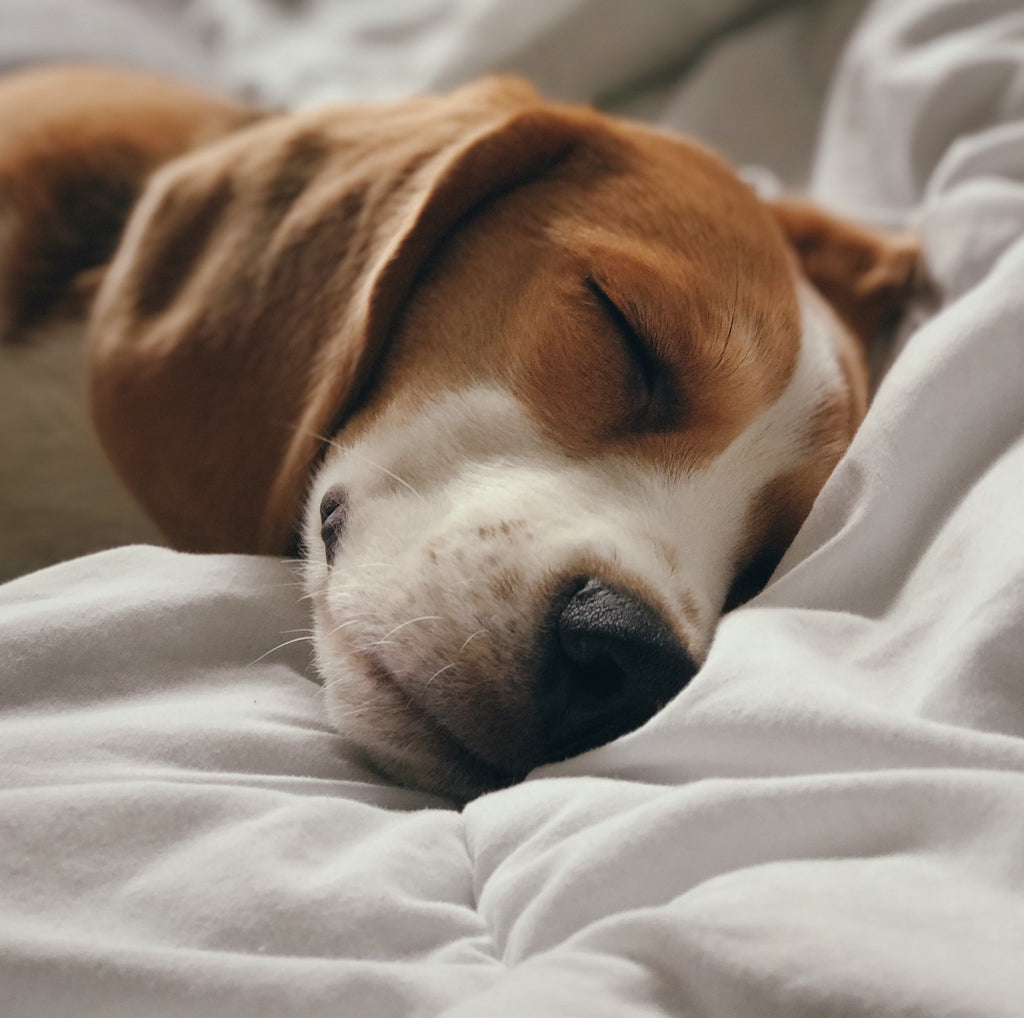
(304, 279), (849, 800)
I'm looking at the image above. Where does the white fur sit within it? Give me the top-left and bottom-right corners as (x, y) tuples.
(303, 281), (846, 792)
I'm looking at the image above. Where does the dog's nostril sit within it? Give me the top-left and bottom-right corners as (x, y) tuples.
(540, 577), (697, 762)
(318, 486), (349, 565)
(558, 628), (628, 697)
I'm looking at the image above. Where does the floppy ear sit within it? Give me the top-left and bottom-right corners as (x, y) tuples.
(87, 76), (586, 555)
(768, 198), (922, 348)
(0, 64), (255, 340)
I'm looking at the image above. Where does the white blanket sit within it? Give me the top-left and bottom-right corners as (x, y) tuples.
(3, 1), (1024, 1015)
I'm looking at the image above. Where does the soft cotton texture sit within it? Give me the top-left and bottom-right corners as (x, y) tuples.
(3, 0), (1024, 1015)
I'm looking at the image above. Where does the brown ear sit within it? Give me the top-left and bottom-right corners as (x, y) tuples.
(87, 77), (587, 555)
(0, 64), (255, 341)
(768, 198), (921, 347)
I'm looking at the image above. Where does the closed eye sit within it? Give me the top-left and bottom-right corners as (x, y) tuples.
(584, 275), (673, 430)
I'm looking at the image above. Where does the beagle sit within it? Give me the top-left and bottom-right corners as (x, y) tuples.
(0, 65), (919, 799)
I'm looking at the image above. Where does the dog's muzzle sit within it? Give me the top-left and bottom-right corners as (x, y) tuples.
(319, 481), (696, 779)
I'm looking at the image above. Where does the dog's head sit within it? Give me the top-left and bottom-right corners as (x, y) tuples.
(0, 66), (919, 799)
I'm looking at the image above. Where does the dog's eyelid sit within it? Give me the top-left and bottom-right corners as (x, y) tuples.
(584, 275), (673, 429)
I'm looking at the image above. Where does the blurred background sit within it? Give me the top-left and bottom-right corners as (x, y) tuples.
(0, 0), (871, 188)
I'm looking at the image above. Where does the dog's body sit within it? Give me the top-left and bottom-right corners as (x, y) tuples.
(0, 65), (919, 799)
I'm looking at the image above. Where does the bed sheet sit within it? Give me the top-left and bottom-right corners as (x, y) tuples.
(178, 0), (865, 187)
(3, 0), (1024, 1015)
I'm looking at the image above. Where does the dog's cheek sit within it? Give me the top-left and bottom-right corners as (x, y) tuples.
(319, 646), (425, 765)
(317, 633), (503, 799)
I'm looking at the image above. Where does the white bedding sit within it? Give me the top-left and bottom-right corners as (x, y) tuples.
(3, 0), (1024, 1015)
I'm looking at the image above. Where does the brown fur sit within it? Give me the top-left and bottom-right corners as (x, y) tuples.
(0, 65), (919, 563)
(0, 65), (253, 339)
(372, 142), (803, 471)
(770, 199), (920, 344)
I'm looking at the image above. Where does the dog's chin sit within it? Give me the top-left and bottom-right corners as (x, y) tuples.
(320, 648), (515, 803)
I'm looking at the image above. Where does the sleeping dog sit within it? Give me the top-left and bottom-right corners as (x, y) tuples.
(0, 65), (919, 799)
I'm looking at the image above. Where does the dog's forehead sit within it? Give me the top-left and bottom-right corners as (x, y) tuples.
(160, 99), (789, 293)
(356, 120), (805, 469)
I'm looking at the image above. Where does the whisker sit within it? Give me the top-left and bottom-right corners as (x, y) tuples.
(325, 616), (369, 639)
(337, 561), (402, 574)
(280, 420), (335, 446)
(249, 633), (314, 665)
(325, 691), (393, 721)
(346, 449), (426, 502)
(458, 629), (489, 655)
(425, 662), (455, 686)
(377, 615), (443, 643)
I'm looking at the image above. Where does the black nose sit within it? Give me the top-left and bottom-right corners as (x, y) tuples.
(537, 578), (697, 762)
(319, 486), (349, 565)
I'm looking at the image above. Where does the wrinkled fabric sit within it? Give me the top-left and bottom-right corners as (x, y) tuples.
(3, 0), (1024, 1015)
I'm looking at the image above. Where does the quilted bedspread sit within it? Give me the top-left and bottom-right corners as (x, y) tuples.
(2, 1), (1024, 1014)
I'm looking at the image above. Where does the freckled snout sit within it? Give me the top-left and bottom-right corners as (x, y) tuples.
(537, 577), (697, 764)
(314, 474), (698, 789)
